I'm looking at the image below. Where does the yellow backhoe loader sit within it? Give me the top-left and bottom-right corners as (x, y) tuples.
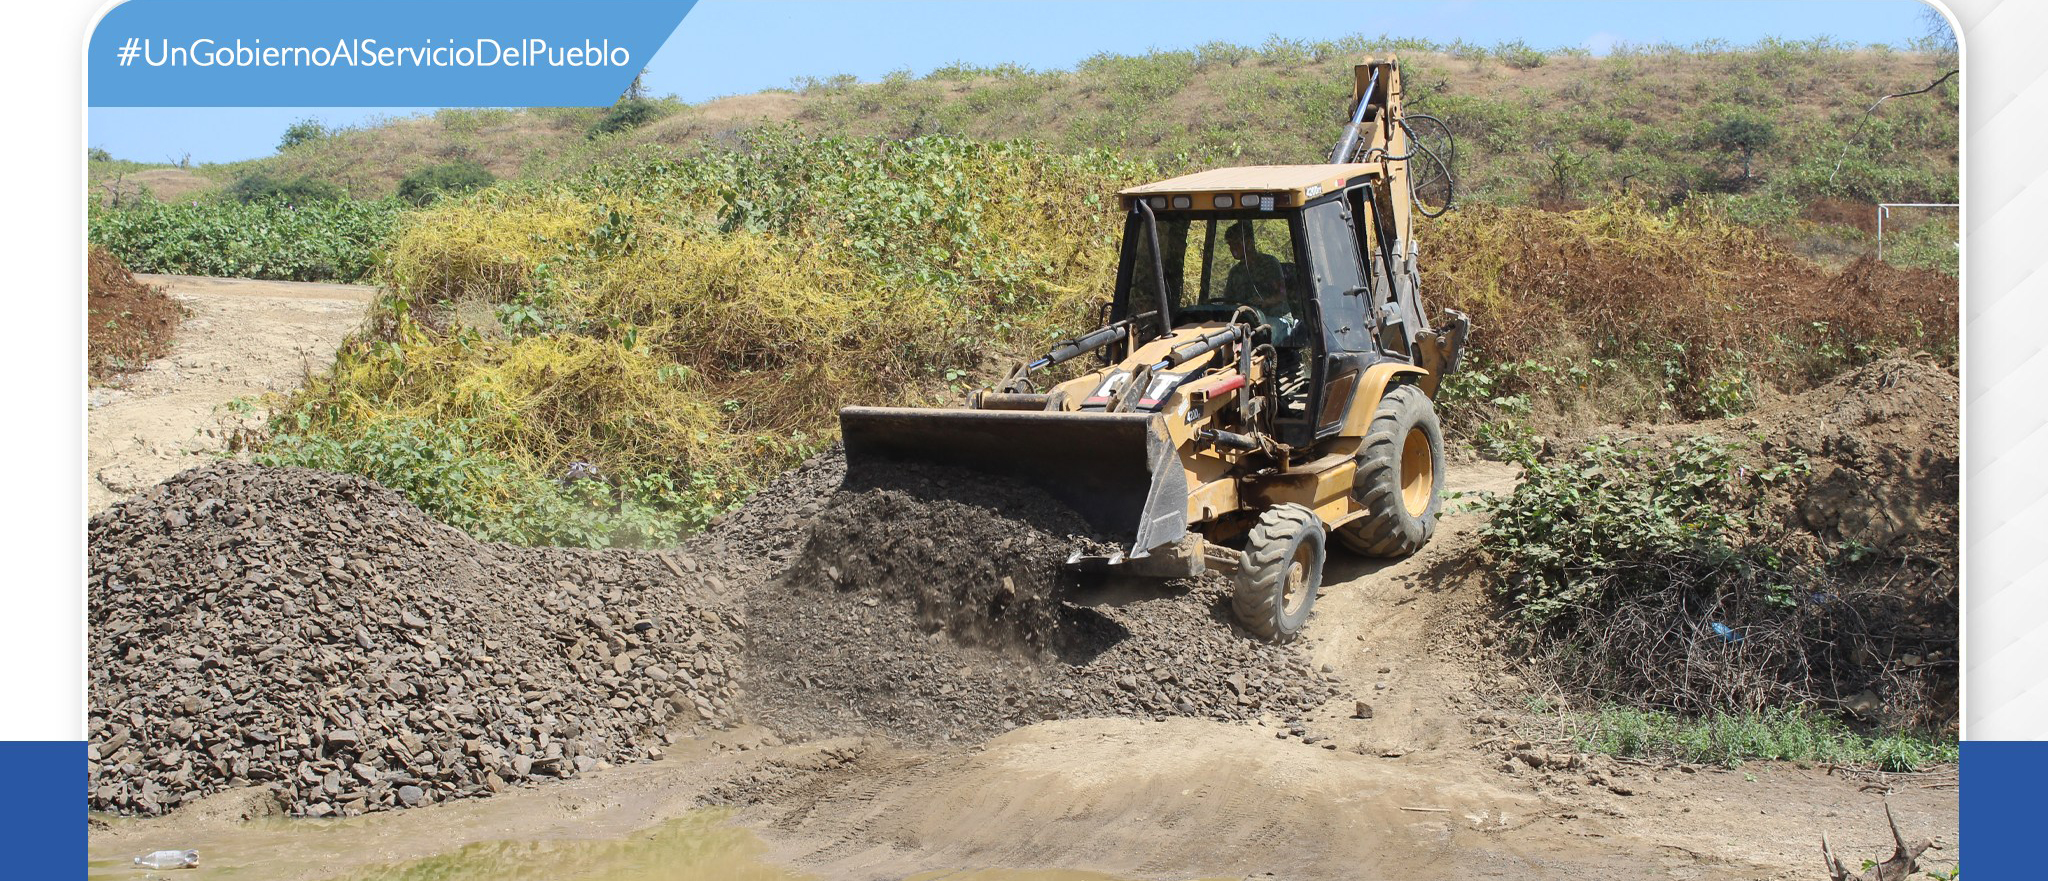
(841, 59), (1469, 641)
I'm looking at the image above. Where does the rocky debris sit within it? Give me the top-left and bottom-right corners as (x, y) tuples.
(87, 462), (742, 817)
(736, 457), (1344, 743)
(89, 446), (1346, 815)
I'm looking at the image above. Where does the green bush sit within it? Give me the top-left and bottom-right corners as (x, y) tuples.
(1702, 112), (1779, 181)
(88, 196), (404, 282)
(270, 133), (1148, 547)
(225, 172), (346, 206)
(278, 118), (329, 150)
(397, 159), (497, 206)
(1482, 434), (1802, 631)
(1494, 40), (1548, 69)
(589, 97), (658, 137)
(256, 418), (712, 547)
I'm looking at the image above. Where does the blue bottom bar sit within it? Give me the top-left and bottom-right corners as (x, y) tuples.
(0, 741), (84, 875)
(1961, 741), (2045, 873)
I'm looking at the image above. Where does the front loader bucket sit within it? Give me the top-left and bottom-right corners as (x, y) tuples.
(838, 407), (1188, 558)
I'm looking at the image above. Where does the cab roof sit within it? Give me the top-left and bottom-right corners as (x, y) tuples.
(1117, 163), (1380, 211)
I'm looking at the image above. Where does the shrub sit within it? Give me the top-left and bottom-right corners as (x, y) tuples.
(1703, 113), (1778, 180)
(1479, 425), (1954, 729)
(397, 159), (497, 206)
(225, 172), (346, 206)
(1419, 198), (1956, 419)
(278, 118), (328, 150)
(256, 417), (713, 547)
(1483, 434), (1802, 632)
(589, 97), (658, 137)
(1494, 40), (1548, 69)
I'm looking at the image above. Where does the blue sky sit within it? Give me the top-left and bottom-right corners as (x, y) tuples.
(88, 0), (1947, 165)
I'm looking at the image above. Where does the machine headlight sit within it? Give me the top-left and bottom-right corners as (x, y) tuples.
(1171, 195), (1192, 209)
(1212, 194), (1235, 209)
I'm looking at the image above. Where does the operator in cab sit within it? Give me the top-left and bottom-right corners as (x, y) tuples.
(1222, 220), (1295, 339)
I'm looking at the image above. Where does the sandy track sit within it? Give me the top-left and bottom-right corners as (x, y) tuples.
(85, 274), (374, 512)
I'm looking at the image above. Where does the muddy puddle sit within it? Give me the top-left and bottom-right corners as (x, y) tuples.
(90, 811), (784, 881)
(90, 808), (1207, 881)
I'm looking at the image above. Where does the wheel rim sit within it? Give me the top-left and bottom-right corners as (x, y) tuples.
(1281, 546), (1313, 617)
(1400, 426), (1434, 516)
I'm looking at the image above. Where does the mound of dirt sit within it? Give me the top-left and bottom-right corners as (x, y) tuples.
(88, 246), (181, 381)
(1748, 355), (1959, 558)
(1745, 356), (1959, 727)
(1535, 355), (1959, 728)
(88, 462), (743, 817)
(731, 455), (1344, 744)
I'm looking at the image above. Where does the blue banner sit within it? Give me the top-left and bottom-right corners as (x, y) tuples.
(1961, 741), (2037, 874)
(88, 0), (695, 107)
(0, 742), (83, 874)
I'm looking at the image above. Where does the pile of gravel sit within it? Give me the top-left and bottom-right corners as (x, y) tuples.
(88, 448), (1346, 817)
(87, 463), (742, 817)
(735, 456), (1345, 743)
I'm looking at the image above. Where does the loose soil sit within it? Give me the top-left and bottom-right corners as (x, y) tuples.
(87, 249), (181, 382)
(86, 274), (374, 512)
(740, 457), (1342, 744)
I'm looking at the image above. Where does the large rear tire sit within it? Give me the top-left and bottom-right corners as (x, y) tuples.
(1336, 384), (1444, 557)
(1232, 504), (1326, 642)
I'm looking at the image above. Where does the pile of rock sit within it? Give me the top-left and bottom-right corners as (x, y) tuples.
(738, 457), (1346, 743)
(88, 449), (1348, 817)
(87, 462), (742, 816)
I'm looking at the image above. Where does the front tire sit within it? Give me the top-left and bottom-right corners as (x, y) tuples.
(1232, 504), (1326, 642)
(1336, 384), (1445, 557)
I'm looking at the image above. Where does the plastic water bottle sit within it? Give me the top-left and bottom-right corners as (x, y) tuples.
(133, 849), (199, 869)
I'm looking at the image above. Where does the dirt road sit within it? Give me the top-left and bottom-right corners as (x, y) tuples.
(87, 456), (1957, 880)
(85, 274), (374, 512)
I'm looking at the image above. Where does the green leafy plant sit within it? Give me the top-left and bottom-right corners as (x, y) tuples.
(278, 118), (329, 150)
(88, 196), (404, 282)
(1482, 434), (1790, 629)
(397, 160), (498, 206)
(224, 172), (346, 206)
(254, 417), (725, 548)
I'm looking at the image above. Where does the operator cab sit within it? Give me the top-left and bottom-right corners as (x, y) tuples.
(1109, 164), (1420, 446)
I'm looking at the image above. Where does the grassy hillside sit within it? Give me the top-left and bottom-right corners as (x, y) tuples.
(160, 37), (1955, 212)
(93, 37), (1960, 282)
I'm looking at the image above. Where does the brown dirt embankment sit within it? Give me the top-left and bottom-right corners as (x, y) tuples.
(88, 248), (181, 382)
(1544, 355), (1959, 728)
